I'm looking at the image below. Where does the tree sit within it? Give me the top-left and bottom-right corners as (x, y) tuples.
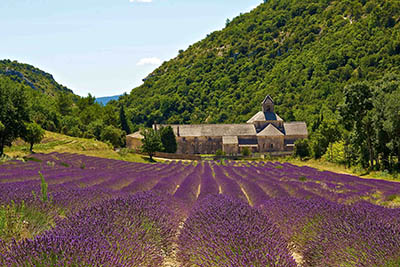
(382, 88), (400, 169)
(140, 128), (162, 160)
(160, 126), (177, 153)
(100, 125), (125, 148)
(340, 82), (375, 168)
(22, 122), (45, 153)
(0, 78), (30, 156)
(56, 92), (73, 116)
(119, 105), (131, 134)
(294, 139), (310, 159)
(310, 117), (341, 159)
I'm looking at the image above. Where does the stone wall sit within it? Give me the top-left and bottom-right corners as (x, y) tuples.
(154, 152), (201, 160)
(177, 136), (222, 154)
(223, 144), (239, 155)
(257, 136), (285, 152)
(126, 136), (143, 151)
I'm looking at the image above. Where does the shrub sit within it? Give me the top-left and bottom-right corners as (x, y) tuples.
(242, 147), (251, 157)
(294, 139), (310, 159)
(322, 141), (346, 164)
(215, 149), (226, 156)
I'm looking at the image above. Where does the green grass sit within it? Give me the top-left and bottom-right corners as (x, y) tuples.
(0, 201), (56, 243)
(276, 157), (400, 183)
(4, 131), (159, 164)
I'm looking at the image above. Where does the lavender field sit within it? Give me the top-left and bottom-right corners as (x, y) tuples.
(1, 152), (400, 266)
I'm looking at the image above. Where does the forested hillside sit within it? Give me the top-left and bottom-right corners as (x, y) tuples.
(0, 60), (73, 95)
(119, 0), (400, 127)
(0, 62), (128, 151)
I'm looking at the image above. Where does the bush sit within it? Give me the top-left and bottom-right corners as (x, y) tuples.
(322, 141), (346, 164)
(100, 125), (125, 148)
(294, 139), (310, 159)
(216, 149), (226, 156)
(242, 147), (251, 157)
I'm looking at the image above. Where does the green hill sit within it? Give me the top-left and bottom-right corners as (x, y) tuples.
(0, 61), (126, 149)
(119, 0), (400, 127)
(0, 59), (73, 95)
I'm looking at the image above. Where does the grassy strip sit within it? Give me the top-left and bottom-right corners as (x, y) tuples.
(4, 131), (158, 163)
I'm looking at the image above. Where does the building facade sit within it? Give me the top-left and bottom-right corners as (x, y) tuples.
(127, 95), (308, 155)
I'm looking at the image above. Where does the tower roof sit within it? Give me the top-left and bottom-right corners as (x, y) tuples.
(262, 95), (274, 104)
(247, 111), (283, 123)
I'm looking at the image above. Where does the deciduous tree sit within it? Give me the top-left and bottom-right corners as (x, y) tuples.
(140, 128), (162, 160)
(22, 122), (45, 153)
(0, 78), (30, 156)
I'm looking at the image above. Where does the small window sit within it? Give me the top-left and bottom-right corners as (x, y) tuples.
(270, 144), (273, 149)
(182, 137), (186, 142)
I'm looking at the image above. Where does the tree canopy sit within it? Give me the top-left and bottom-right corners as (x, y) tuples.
(22, 122), (45, 152)
(160, 126), (177, 153)
(0, 78), (30, 156)
(140, 128), (163, 160)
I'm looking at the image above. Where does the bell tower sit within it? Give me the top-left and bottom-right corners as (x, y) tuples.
(262, 95), (274, 113)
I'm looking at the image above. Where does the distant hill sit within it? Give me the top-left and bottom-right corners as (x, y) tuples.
(119, 0), (400, 127)
(0, 59), (74, 95)
(96, 95), (122, 105)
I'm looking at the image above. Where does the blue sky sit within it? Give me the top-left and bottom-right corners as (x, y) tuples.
(0, 0), (262, 97)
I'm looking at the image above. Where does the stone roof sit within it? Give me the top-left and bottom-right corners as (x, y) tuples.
(284, 122), (308, 136)
(222, 136), (239, 145)
(262, 95), (274, 104)
(257, 124), (284, 137)
(247, 111), (283, 123)
(127, 131), (144, 139)
(167, 124), (257, 137)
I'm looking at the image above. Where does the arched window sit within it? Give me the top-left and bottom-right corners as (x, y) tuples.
(270, 143), (273, 149)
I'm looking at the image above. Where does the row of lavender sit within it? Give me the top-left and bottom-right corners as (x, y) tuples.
(1, 152), (400, 266)
(1, 153), (399, 207)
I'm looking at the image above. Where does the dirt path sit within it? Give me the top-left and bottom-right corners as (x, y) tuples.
(163, 221), (185, 267)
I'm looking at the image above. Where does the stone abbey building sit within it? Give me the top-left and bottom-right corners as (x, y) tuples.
(127, 95), (308, 155)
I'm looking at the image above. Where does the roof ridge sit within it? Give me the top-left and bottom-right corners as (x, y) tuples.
(257, 124), (284, 136)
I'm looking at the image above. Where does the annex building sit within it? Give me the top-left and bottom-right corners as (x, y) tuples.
(127, 95), (308, 155)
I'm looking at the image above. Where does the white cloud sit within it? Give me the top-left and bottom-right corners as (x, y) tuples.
(137, 57), (162, 66)
(249, 5), (258, 10)
(130, 0), (153, 2)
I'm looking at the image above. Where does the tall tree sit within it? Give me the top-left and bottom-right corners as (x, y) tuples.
(383, 88), (400, 169)
(160, 126), (177, 153)
(0, 78), (30, 156)
(119, 105), (131, 134)
(340, 82), (375, 168)
(56, 92), (73, 116)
